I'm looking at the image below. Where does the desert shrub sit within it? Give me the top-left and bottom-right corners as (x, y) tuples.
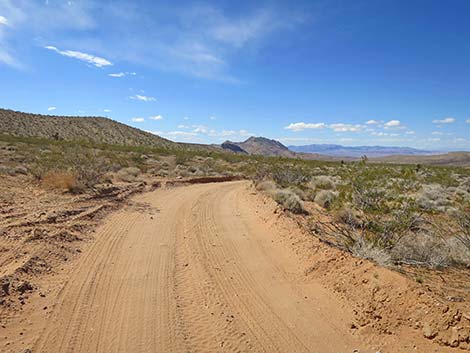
(351, 238), (392, 266)
(455, 211), (470, 252)
(314, 190), (338, 209)
(446, 237), (470, 266)
(390, 233), (452, 269)
(154, 169), (169, 177)
(271, 166), (310, 188)
(364, 205), (422, 248)
(13, 166), (28, 175)
(255, 180), (277, 192)
(287, 186), (307, 200)
(333, 207), (361, 228)
(174, 164), (190, 177)
(116, 167), (141, 182)
(42, 171), (81, 193)
(273, 189), (305, 214)
(352, 182), (387, 212)
(302, 188), (317, 202)
(0, 165), (12, 175)
(416, 184), (451, 212)
(309, 175), (336, 190)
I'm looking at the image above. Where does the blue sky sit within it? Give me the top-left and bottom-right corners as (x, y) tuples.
(0, 0), (469, 150)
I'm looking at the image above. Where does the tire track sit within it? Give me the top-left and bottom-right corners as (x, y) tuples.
(32, 181), (366, 353)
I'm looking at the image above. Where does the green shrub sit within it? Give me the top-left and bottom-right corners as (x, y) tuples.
(314, 190), (338, 209)
(273, 189), (305, 214)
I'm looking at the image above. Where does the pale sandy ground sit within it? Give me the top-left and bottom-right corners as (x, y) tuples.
(2, 181), (464, 352)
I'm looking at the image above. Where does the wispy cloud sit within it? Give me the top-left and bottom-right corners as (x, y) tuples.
(365, 119), (380, 125)
(103, 109), (111, 113)
(0, 2), (305, 80)
(131, 117), (145, 122)
(47, 106), (56, 111)
(432, 117), (455, 124)
(0, 16), (8, 26)
(129, 94), (156, 102)
(149, 115), (163, 120)
(108, 72), (136, 78)
(466, 119), (470, 124)
(45, 45), (112, 67)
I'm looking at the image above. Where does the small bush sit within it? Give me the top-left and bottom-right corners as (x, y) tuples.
(351, 238), (392, 266)
(272, 166), (310, 188)
(116, 167), (141, 182)
(416, 184), (451, 212)
(255, 180), (277, 192)
(42, 171), (81, 193)
(11, 166), (28, 175)
(333, 207), (361, 227)
(390, 233), (451, 269)
(273, 189), (305, 214)
(314, 190), (338, 209)
(309, 175), (336, 190)
(287, 186), (307, 200)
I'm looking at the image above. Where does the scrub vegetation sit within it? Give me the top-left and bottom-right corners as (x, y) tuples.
(2, 133), (469, 270)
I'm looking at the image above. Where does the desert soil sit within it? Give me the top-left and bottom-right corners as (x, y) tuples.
(1, 181), (467, 352)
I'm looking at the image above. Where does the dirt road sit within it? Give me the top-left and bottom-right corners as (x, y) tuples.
(32, 181), (369, 353)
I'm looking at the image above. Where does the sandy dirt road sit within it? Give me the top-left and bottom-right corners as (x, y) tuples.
(32, 181), (370, 353)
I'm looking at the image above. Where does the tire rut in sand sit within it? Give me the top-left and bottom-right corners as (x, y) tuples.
(31, 182), (366, 353)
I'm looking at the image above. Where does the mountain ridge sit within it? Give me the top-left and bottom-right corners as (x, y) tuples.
(1, 108), (469, 166)
(288, 143), (438, 158)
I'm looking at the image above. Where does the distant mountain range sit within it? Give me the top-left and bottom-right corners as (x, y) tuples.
(1, 108), (469, 166)
(288, 144), (439, 158)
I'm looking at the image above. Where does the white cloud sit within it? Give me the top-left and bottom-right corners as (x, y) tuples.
(329, 123), (362, 132)
(129, 94), (156, 102)
(45, 45), (112, 67)
(131, 117), (145, 122)
(157, 130), (199, 138)
(371, 131), (388, 136)
(365, 119), (379, 125)
(466, 119), (470, 124)
(432, 117), (455, 124)
(103, 109), (111, 113)
(431, 131), (443, 135)
(384, 120), (401, 128)
(149, 115), (163, 121)
(284, 122), (326, 132)
(209, 116), (217, 120)
(285, 122), (363, 133)
(108, 72), (136, 78)
(0, 2), (305, 79)
(47, 106), (56, 111)
(0, 16), (8, 26)
(193, 125), (209, 133)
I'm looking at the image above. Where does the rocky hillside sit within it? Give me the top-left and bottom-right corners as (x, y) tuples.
(0, 108), (177, 148)
(222, 137), (296, 157)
